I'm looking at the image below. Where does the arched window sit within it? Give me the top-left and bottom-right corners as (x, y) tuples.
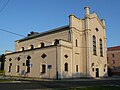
(8, 66), (11, 72)
(17, 65), (20, 73)
(9, 58), (12, 61)
(41, 42), (44, 48)
(54, 39), (59, 45)
(30, 45), (34, 50)
(100, 39), (103, 57)
(26, 55), (31, 73)
(76, 65), (78, 72)
(93, 35), (97, 55)
(21, 47), (24, 51)
(65, 63), (68, 71)
(17, 57), (21, 61)
(42, 64), (46, 74)
(76, 39), (78, 47)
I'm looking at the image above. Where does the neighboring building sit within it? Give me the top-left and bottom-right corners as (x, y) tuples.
(107, 46), (120, 75)
(4, 6), (107, 79)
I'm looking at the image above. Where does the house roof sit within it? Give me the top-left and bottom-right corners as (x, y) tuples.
(16, 25), (69, 42)
(107, 46), (120, 51)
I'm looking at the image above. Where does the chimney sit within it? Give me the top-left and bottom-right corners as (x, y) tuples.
(84, 6), (90, 17)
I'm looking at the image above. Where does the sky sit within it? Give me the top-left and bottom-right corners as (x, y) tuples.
(0, 0), (120, 54)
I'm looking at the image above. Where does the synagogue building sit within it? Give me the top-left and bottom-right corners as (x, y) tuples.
(4, 6), (108, 79)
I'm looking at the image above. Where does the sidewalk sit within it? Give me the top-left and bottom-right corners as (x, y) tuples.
(1, 76), (120, 82)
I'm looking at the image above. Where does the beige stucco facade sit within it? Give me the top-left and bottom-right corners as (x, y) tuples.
(4, 6), (108, 79)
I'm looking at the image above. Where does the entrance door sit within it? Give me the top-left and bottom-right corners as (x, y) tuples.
(96, 68), (99, 77)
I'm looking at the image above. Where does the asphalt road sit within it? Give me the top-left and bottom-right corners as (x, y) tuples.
(0, 79), (120, 90)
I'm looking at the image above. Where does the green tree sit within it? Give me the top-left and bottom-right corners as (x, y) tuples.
(0, 54), (5, 70)
(108, 66), (113, 77)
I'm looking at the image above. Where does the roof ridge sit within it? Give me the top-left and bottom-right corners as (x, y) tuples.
(16, 25), (69, 42)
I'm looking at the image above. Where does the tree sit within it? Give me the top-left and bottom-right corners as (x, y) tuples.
(108, 66), (113, 77)
(0, 54), (5, 70)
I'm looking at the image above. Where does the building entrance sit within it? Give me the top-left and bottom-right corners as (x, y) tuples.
(96, 68), (99, 77)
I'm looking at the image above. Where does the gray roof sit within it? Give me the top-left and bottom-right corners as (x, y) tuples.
(16, 25), (69, 42)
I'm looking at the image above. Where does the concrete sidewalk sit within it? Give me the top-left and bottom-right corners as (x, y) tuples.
(2, 76), (120, 82)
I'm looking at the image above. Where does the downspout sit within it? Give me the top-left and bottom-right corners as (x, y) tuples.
(56, 45), (58, 80)
(84, 6), (90, 78)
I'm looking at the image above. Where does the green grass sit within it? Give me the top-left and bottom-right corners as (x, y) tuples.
(0, 79), (13, 82)
(0, 70), (4, 75)
(63, 86), (120, 90)
(0, 70), (3, 73)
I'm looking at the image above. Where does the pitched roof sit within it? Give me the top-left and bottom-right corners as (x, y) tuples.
(16, 25), (69, 42)
(107, 46), (120, 51)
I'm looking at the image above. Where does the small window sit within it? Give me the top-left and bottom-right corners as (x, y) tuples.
(93, 35), (97, 55)
(16, 65), (20, 73)
(41, 42), (45, 48)
(112, 54), (115, 58)
(42, 64), (46, 74)
(76, 65), (78, 72)
(23, 63), (25, 66)
(9, 58), (12, 61)
(100, 39), (103, 57)
(64, 54), (68, 58)
(30, 45), (34, 50)
(41, 53), (47, 59)
(112, 60), (115, 64)
(10, 63), (12, 66)
(95, 28), (99, 32)
(104, 69), (105, 72)
(17, 57), (21, 61)
(92, 68), (94, 72)
(76, 39), (78, 47)
(54, 39), (59, 45)
(65, 63), (68, 71)
(21, 47), (25, 51)
(8, 66), (11, 72)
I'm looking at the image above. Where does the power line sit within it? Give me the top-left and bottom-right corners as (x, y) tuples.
(0, 28), (52, 43)
(0, 0), (10, 14)
(0, 28), (25, 37)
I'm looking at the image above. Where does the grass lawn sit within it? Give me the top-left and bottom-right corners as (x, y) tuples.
(0, 79), (14, 82)
(0, 70), (4, 76)
(64, 86), (120, 90)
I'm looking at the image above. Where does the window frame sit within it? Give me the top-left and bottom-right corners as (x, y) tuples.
(8, 66), (11, 72)
(16, 65), (20, 73)
(76, 65), (78, 72)
(76, 39), (78, 47)
(30, 45), (34, 50)
(54, 39), (59, 45)
(65, 63), (68, 71)
(41, 42), (45, 48)
(100, 39), (103, 57)
(93, 35), (97, 55)
(42, 64), (46, 74)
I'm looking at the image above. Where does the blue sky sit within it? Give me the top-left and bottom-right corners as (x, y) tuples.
(0, 0), (120, 54)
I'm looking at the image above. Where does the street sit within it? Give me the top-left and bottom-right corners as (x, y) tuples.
(0, 78), (120, 89)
